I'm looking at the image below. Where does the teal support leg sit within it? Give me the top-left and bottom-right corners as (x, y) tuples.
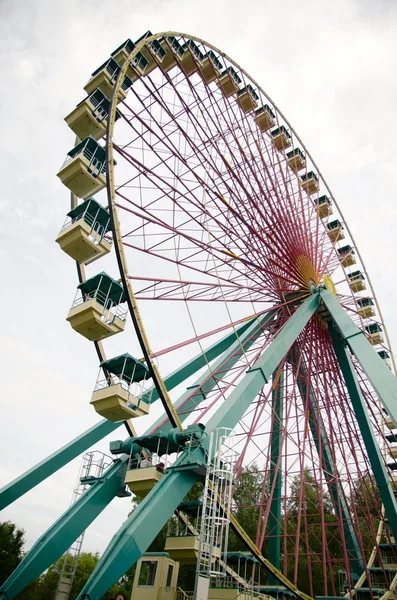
(75, 295), (320, 600)
(320, 289), (397, 424)
(267, 369), (284, 585)
(0, 419), (122, 511)
(293, 353), (364, 578)
(330, 327), (397, 544)
(0, 458), (128, 600)
(0, 317), (257, 512)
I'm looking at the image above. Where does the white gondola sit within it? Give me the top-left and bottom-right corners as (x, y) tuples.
(56, 198), (112, 265)
(66, 272), (126, 341)
(57, 137), (107, 200)
(90, 354), (152, 422)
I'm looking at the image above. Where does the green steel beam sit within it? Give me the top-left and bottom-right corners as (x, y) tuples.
(330, 327), (397, 544)
(292, 352), (364, 577)
(0, 317), (256, 512)
(0, 458), (128, 600)
(0, 419), (121, 511)
(74, 294), (320, 600)
(320, 289), (397, 424)
(268, 368), (284, 585)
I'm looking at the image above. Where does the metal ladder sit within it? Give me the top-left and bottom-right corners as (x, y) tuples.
(53, 451), (112, 600)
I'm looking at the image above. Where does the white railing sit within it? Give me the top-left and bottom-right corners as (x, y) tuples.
(60, 210), (111, 245)
(71, 289), (127, 324)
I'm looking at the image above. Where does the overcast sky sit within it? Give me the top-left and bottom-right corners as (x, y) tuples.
(0, 0), (397, 559)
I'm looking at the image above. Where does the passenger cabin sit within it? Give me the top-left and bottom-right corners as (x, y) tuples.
(125, 461), (164, 497)
(384, 409), (397, 430)
(55, 198), (112, 265)
(131, 552), (179, 600)
(347, 270), (365, 292)
(110, 38), (150, 82)
(365, 567), (396, 590)
(217, 66), (242, 97)
(91, 353), (151, 421)
(337, 245), (356, 267)
(271, 126), (292, 151)
(379, 543), (397, 570)
(159, 37), (178, 73)
(327, 219), (344, 242)
(110, 38), (136, 72)
(177, 40), (204, 77)
(254, 105), (276, 132)
(57, 137), (107, 199)
(84, 58), (132, 101)
(286, 147), (306, 172)
(199, 50), (222, 84)
(379, 350), (391, 369)
(237, 84), (259, 113)
(301, 171), (319, 195)
(165, 501), (201, 564)
(315, 195), (333, 219)
(165, 500), (221, 565)
(357, 297), (375, 318)
(134, 31), (166, 76)
(220, 552), (259, 595)
(123, 432), (174, 496)
(66, 272), (126, 341)
(64, 88), (121, 142)
(365, 322), (383, 345)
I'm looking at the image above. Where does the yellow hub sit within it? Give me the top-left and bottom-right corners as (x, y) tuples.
(324, 274), (336, 296)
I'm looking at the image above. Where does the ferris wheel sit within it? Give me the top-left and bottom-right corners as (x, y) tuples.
(2, 31), (397, 600)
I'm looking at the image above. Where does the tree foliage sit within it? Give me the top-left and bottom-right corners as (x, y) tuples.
(0, 521), (25, 585)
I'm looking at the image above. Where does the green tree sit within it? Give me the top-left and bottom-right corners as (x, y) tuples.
(0, 521), (25, 585)
(285, 468), (342, 596)
(228, 465), (264, 552)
